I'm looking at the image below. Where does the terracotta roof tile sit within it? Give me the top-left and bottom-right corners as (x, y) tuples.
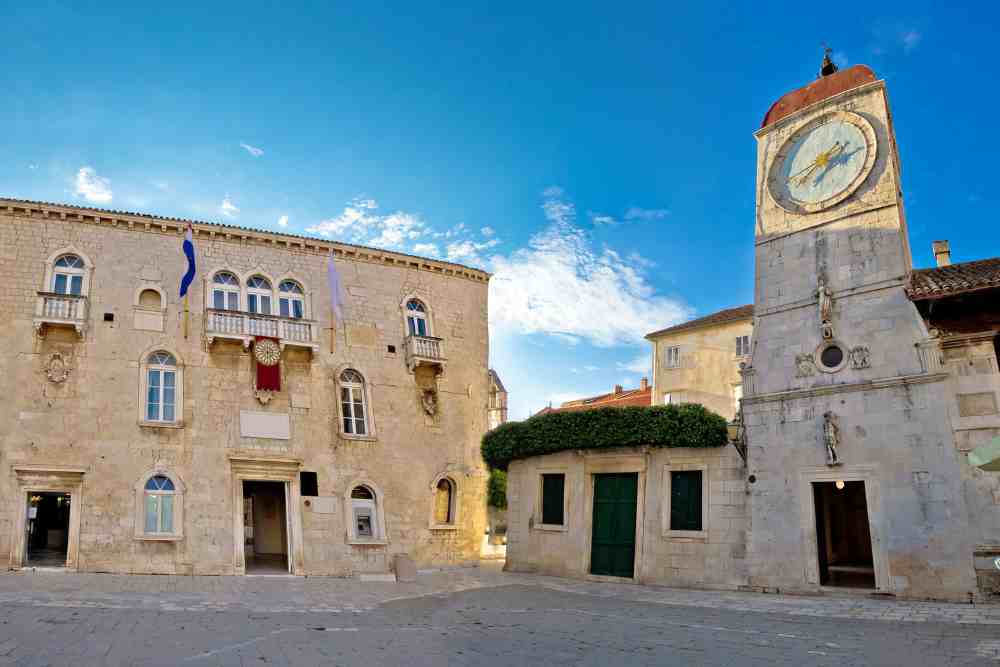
(909, 257), (1000, 300)
(646, 304), (753, 339)
(535, 386), (652, 415)
(761, 65), (878, 128)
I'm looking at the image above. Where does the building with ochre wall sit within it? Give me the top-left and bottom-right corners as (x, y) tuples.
(0, 199), (491, 576)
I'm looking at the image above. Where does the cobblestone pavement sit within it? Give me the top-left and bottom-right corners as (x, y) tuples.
(0, 564), (998, 665)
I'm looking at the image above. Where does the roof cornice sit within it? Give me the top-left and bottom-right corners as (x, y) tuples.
(0, 197), (491, 284)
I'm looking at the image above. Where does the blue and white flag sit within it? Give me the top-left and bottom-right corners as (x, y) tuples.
(327, 252), (343, 320)
(179, 223), (196, 298)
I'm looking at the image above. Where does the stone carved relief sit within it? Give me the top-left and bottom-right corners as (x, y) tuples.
(823, 412), (841, 466)
(421, 388), (438, 416)
(44, 352), (71, 383)
(795, 353), (817, 378)
(815, 275), (834, 340)
(850, 346), (871, 369)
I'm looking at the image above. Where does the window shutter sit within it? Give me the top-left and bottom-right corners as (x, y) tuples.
(541, 474), (565, 525)
(670, 470), (703, 531)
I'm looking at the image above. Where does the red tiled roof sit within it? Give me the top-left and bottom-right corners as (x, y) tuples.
(645, 304), (753, 340)
(535, 386), (652, 416)
(909, 258), (1000, 301)
(761, 65), (878, 128)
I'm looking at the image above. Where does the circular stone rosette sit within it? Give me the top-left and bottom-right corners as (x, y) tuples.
(253, 339), (281, 366)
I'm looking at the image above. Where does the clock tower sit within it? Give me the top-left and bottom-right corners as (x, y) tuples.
(741, 60), (977, 599)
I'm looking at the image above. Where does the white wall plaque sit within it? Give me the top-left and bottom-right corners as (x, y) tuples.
(310, 497), (336, 514)
(239, 410), (291, 440)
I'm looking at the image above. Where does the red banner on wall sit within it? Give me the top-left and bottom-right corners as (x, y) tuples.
(253, 336), (281, 392)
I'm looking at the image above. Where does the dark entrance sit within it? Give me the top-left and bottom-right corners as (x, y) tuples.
(590, 473), (638, 578)
(813, 481), (875, 588)
(26, 492), (71, 567)
(242, 481), (289, 574)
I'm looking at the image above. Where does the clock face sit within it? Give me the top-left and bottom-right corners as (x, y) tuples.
(767, 111), (877, 213)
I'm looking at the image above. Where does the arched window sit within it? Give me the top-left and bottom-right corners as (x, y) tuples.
(212, 272), (240, 311)
(434, 478), (455, 525)
(143, 475), (176, 534)
(405, 299), (429, 337)
(339, 369), (369, 436)
(247, 276), (273, 315)
(145, 351), (178, 423)
(278, 280), (304, 319)
(350, 485), (378, 540)
(52, 254), (85, 295)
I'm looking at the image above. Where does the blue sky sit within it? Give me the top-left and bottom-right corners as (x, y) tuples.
(4, 2), (998, 418)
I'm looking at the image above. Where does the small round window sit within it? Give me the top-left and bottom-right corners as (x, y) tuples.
(819, 344), (845, 370)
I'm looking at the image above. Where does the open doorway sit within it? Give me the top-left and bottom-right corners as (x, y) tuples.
(813, 481), (875, 589)
(242, 481), (289, 574)
(26, 492), (71, 567)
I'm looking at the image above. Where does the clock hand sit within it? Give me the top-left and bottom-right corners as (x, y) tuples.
(788, 141), (845, 187)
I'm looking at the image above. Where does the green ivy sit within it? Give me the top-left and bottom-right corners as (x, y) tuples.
(487, 468), (508, 510)
(481, 404), (729, 470)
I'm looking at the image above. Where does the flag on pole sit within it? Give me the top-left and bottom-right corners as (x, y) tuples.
(327, 252), (343, 320)
(179, 223), (197, 297)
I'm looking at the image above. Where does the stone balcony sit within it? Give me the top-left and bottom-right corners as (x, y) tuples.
(204, 309), (319, 353)
(404, 335), (446, 373)
(33, 292), (88, 336)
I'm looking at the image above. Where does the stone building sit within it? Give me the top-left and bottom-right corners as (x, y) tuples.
(0, 198), (491, 576)
(487, 369), (508, 431)
(646, 305), (753, 420)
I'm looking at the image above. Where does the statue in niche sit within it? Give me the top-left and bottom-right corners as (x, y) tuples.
(823, 412), (841, 466)
(421, 388), (438, 416)
(795, 353), (817, 378)
(850, 346), (871, 369)
(816, 275), (834, 339)
(44, 352), (70, 384)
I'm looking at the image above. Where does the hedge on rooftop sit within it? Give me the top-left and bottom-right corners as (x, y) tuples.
(481, 403), (729, 470)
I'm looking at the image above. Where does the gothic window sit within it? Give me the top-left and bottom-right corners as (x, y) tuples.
(339, 369), (370, 437)
(405, 299), (430, 337)
(432, 477), (456, 527)
(246, 276), (273, 315)
(278, 280), (305, 319)
(212, 271), (241, 311)
(52, 254), (85, 295)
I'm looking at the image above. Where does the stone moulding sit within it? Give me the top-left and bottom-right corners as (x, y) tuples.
(742, 371), (949, 406)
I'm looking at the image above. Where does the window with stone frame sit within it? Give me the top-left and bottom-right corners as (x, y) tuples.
(350, 485), (380, 540)
(669, 470), (703, 532)
(135, 470), (184, 540)
(143, 351), (180, 425)
(664, 345), (680, 368)
(736, 335), (751, 357)
(339, 369), (370, 437)
(278, 280), (305, 319)
(52, 254), (85, 295)
(433, 477), (456, 526)
(540, 473), (565, 526)
(405, 299), (430, 337)
(212, 271), (241, 311)
(246, 275), (273, 315)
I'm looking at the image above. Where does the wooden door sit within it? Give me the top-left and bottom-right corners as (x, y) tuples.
(590, 473), (638, 578)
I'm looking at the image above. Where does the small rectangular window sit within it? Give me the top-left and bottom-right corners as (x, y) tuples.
(664, 346), (680, 368)
(300, 471), (318, 497)
(736, 335), (750, 357)
(540, 473), (565, 525)
(664, 392), (672, 405)
(670, 470), (703, 532)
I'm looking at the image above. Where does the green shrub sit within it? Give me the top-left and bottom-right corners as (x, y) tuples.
(481, 404), (728, 470)
(487, 468), (508, 510)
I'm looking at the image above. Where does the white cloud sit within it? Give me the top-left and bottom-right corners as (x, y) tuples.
(623, 207), (669, 222)
(277, 215), (289, 227)
(412, 243), (440, 257)
(548, 392), (588, 406)
(901, 29), (921, 53)
(73, 167), (113, 203)
(368, 212), (426, 249)
(481, 226), (495, 237)
(240, 142), (264, 157)
(219, 196), (240, 218)
(445, 238), (500, 266)
(590, 213), (617, 225)
(542, 185), (564, 198)
(152, 180), (170, 191)
(617, 354), (651, 374)
(583, 365), (600, 372)
(28, 163), (38, 170)
(488, 189), (691, 347)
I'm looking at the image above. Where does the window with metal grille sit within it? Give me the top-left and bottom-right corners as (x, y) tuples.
(670, 470), (702, 532)
(541, 474), (565, 525)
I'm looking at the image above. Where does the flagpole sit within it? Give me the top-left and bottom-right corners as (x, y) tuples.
(183, 294), (189, 339)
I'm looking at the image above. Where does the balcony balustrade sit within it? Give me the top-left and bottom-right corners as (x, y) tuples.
(205, 309), (319, 353)
(404, 334), (446, 373)
(33, 292), (88, 336)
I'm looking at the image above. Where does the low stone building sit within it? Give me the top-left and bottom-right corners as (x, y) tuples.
(0, 199), (491, 576)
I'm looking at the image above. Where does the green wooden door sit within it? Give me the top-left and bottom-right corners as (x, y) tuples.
(590, 473), (638, 578)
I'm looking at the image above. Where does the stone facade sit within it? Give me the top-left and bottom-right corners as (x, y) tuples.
(505, 445), (747, 588)
(647, 308), (753, 420)
(0, 199), (491, 576)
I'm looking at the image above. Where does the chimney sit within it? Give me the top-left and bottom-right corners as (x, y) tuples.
(932, 240), (952, 267)
(613, 384), (623, 395)
(640, 377), (649, 391)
